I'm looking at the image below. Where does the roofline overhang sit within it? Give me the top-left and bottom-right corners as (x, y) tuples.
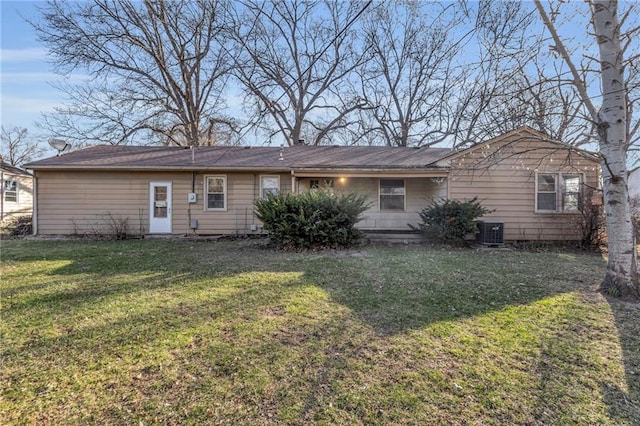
(26, 165), (450, 175)
(26, 165), (294, 172)
(291, 168), (449, 178)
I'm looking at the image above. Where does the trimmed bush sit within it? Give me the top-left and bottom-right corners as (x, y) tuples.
(411, 197), (491, 245)
(254, 189), (370, 250)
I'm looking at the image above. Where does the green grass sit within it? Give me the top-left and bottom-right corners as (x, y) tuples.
(1, 239), (639, 425)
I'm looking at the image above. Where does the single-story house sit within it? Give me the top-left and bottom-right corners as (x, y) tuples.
(25, 127), (601, 242)
(1, 161), (34, 223)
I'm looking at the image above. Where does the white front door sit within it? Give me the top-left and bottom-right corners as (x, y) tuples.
(149, 182), (172, 233)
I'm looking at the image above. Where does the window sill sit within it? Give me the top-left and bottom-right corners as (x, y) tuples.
(535, 210), (581, 215)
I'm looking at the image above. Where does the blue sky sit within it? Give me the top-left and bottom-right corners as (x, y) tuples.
(0, 1), (68, 133)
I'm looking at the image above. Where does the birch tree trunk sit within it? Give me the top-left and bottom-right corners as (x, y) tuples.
(592, 0), (639, 298)
(534, 0), (639, 299)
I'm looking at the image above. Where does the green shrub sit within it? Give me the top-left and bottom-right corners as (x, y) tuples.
(254, 189), (370, 250)
(410, 197), (491, 245)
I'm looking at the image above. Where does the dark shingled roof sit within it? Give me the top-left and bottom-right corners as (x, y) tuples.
(25, 145), (453, 171)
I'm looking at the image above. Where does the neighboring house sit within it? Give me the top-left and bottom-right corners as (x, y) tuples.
(25, 127), (601, 242)
(1, 161), (34, 224)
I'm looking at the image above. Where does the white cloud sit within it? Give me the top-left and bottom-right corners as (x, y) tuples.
(2, 94), (62, 112)
(0, 71), (91, 86)
(0, 47), (49, 63)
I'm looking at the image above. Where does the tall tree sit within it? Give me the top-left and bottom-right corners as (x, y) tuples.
(357, 1), (469, 147)
(230, 0), (371, 146)
(34, 0), (236, 146)
(534, 0), (639, 299)
(0, 126), (42, 167)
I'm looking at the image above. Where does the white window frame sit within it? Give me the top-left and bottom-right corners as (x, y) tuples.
(535, 172), (583, 213)
(379, 179), (406, 212)
(260, 175), (280, 198)
(204, 175), (227, 211)
(3, 179), (18, 203)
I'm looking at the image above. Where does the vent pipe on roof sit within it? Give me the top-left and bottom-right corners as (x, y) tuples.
(296, 139), (305, 146)
(279, 144), (284, 161)
(191, 145), (195, 164)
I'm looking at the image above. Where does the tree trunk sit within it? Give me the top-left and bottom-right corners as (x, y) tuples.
(592, 0), (640, 299)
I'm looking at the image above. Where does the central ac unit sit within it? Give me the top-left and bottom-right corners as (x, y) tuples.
(477, 221), (504, 245)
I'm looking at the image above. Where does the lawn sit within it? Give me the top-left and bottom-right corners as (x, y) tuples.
(1, 239), (639, 425)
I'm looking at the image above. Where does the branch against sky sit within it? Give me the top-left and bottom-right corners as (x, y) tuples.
(0, 126), (43, 167)
(355, 0), (471, 147)
(442, 0), (542, 148)
(229, 0), (372, 146)
(32, 0), (236, 147)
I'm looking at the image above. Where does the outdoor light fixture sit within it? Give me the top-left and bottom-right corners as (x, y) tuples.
(48, 138), (71, 156)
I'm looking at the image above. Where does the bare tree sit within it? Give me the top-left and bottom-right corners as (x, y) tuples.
(33, 0), (236, 146)
(446, 0), (547, 148)
(475, 55), (593, 146)
(229, 0), (372, 146)
(534, 0), (639, 299)
(355, 1), (472, 147)
(0, 126), (43, 167)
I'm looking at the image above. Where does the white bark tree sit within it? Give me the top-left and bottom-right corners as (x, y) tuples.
(33, 0), (236, 147)
(534, 0), (639, 299)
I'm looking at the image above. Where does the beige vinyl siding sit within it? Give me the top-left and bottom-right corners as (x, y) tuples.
(296, 176), (447, 230)
(447, 137), (600, 241)
(1, 173), (33, 223)
(36, 171), (180, 235)
(34, 171), (292, 235)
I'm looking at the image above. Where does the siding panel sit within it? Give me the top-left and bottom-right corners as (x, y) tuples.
(447, 138), (600, 241)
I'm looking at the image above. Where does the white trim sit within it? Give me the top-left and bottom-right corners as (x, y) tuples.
(3, 179), (18, 203)
(259, 174), (280, 198)
(204, 175), (227, 211)
(149, 181), (173, 233)
(378, 178), (406, 212)
(534, 171), (584, 214)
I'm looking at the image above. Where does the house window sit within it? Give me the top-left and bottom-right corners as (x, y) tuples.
(380, 179), (405, 211)
(260, 175), (280, 198)
(3, 180), (18, 203)
(536, 173), (582, 213)
(205, 176), (226, 210)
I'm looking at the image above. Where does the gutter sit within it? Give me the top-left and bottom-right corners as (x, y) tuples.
(25, 165), (295, 172)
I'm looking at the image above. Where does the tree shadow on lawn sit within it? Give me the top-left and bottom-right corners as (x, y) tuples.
(2, 240), (298, 317)
(601, 296), (640, 423)
(7, 240), (636, 423)
(2, 272), (315, 423)
(303, 248), (604, 335)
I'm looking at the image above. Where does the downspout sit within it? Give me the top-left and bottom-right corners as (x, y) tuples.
(32, 172), (37, 235)
(1, 169), (4, 222)
(291, 170), (296, 194)
(188, 144), (196, 234)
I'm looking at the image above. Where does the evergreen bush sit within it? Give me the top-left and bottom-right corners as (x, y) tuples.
(411, 197), (491, 245)
(254, 189), (370, 250)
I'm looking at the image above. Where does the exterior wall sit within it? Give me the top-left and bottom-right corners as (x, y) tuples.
(296, 176), (447, 230)
(1, 172), (33, 223)
(33, 170), (291, 236)
(447, 138), (600, 241)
